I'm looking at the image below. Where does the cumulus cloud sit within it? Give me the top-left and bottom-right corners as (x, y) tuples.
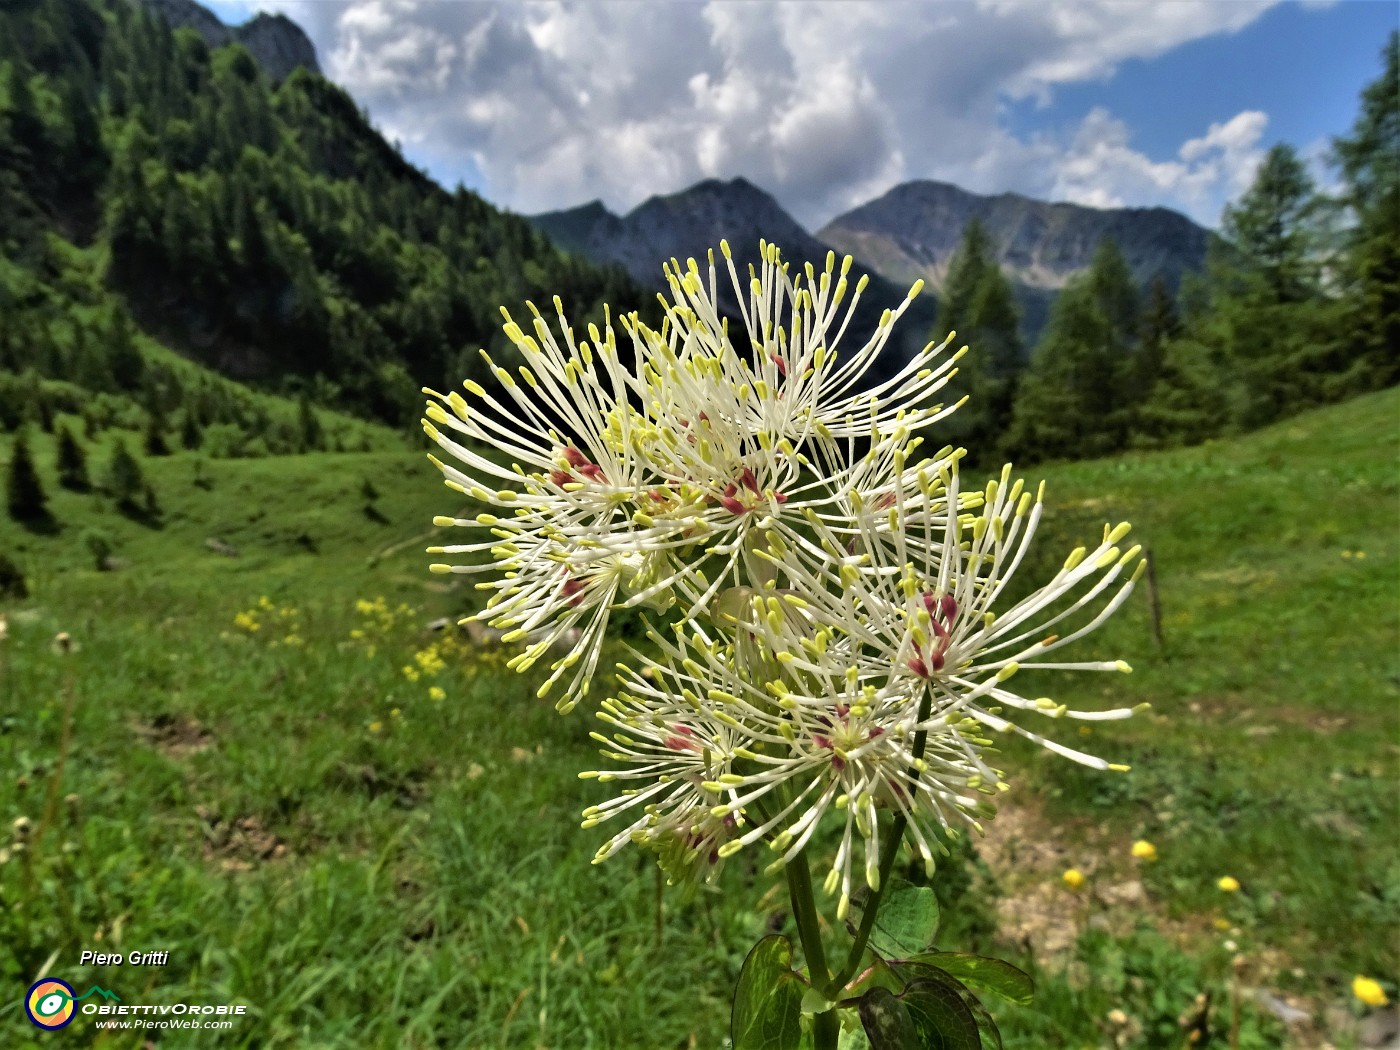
(1043, 107), (1268, 216)
(247, 0), (1285, 228)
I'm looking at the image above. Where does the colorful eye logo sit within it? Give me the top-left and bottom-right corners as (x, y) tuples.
(26, 978), (77, 1030)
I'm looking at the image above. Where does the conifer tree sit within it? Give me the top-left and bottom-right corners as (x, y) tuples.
(1215, 144), (1340, 426)
(1003, 239), (1139, 462)
(297, 393), (322, 452)
(1222, 144), (1319, 306)
(143, 409), (170, 456)
(106, 438), (147, 513)
(1138, 275), (1181, 393)
(937, 219), (994, 338)
(0, 552), (27, 598)
(1332, 30), (1399, 390)
(934, 220), (1025, 458)
(180, 409), (203, 450)
(55, 422), (89, 491)
(6, 429), (48, 522)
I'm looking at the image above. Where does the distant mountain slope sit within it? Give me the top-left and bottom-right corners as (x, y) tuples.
(533, 178), (834, 287)
(818, 180), (1212, 338)
(142, 0), (320, 80)
(531, 178), (939, 375)
(1, 0), (647, 427)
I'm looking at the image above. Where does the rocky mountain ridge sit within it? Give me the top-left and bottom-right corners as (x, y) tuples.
(141, 0), (320, 80)
(533, 179), (1212, 344)
(818, 179), (1210, 295)
(531, 178), (939, 373)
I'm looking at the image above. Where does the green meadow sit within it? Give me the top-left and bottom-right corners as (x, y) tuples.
(0, 388), (1395, 1049)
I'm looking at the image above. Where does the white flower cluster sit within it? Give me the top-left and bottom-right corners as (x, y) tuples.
(423, 241), (1144, 906)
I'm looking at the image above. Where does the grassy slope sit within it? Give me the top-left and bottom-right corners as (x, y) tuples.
(0, 388), (1395, 1048)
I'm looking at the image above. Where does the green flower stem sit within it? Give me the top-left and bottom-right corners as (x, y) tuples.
(784, 850), (840, 1050)
(829, 810), (909, 992)
(829, 689), (937, 992)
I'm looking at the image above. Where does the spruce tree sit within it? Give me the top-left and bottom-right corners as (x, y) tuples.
(55, 422), (89, 491)
(1003, 239), (1139, 462)
(0, 553), (28, 599)
(937, 218), (994, 338)
(964, 266), (1024, 460)
(6, 430), (48, 522)
(180, 409), (203, 450)
(934, 220), (1025, 458)
(1222, 144), (1319, 306)
(106, 438), (146, 513)
(297, 394), (322, 452)
(1138, 275), (1181, 393)
(143, 410), (169, 456)
(1215, 144), (1338, 426)
(1332, 31), (1399, 390)
(107, 307), (146, 391)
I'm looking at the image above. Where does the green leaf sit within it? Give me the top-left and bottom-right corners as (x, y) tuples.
(959, 995), (1004, 1050)
(857, 987), (921, 1050)
(848, 880), (941, 961)
(844, 956), (905, 998)
(899, 978), (984, 1050)
(905, 953), (1033, 1006)
(837, 1021), (873, 1050)
(732, 935), (806, 1050)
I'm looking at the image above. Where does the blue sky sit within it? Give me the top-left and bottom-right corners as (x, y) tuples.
(205, 1), (1396, 229)
(1001, 1), (1398, 178)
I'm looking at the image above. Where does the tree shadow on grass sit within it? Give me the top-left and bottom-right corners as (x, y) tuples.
(116, 499), (164, 530)
(14, 510), (60, 536)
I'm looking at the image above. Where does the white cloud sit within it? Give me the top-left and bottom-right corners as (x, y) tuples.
(1042, 107), (1268, 218)
(245, 0), (1287, 229)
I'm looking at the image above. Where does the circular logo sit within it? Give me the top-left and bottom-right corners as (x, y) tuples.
(26, 978), (77, 1030)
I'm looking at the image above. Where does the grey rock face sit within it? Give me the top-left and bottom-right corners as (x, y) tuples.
(817, 180), (1209, 295)
(532, 178), (830, 288)
(140, 0), (320, 79)
(234, 13), (320, 81)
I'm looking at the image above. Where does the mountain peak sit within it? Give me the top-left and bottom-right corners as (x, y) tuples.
(818, 179), (1209, 294)
(141, 0), (320, 80)
(531, 175), (823, 285)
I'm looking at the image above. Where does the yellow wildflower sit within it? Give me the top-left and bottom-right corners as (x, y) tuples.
(368, 721), (383, 734)
(1217, 876), (1240, 893)
(428, 686), (446, 701)
(1062, 868), (1086, 890)
(390, 708), (401, 719)
(414, 647), (446, 676)
(1353, 976), (1388, 1008)
(1131, 840), (1157, 862)
(402, 665), (420, 682)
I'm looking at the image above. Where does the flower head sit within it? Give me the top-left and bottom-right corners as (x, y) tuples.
(1353, 976), (1389, 1008)
(1131, 840), (1158, 862)
(584, 455), (1144, 898)
(423, 242), (961, 709)
(1062, 868), (1086, 890)
(1217, 875), (1241, 893)
(427, 239), (1143, 894)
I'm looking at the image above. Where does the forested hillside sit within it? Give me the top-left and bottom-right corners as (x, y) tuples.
(0, 0), (648, 427)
